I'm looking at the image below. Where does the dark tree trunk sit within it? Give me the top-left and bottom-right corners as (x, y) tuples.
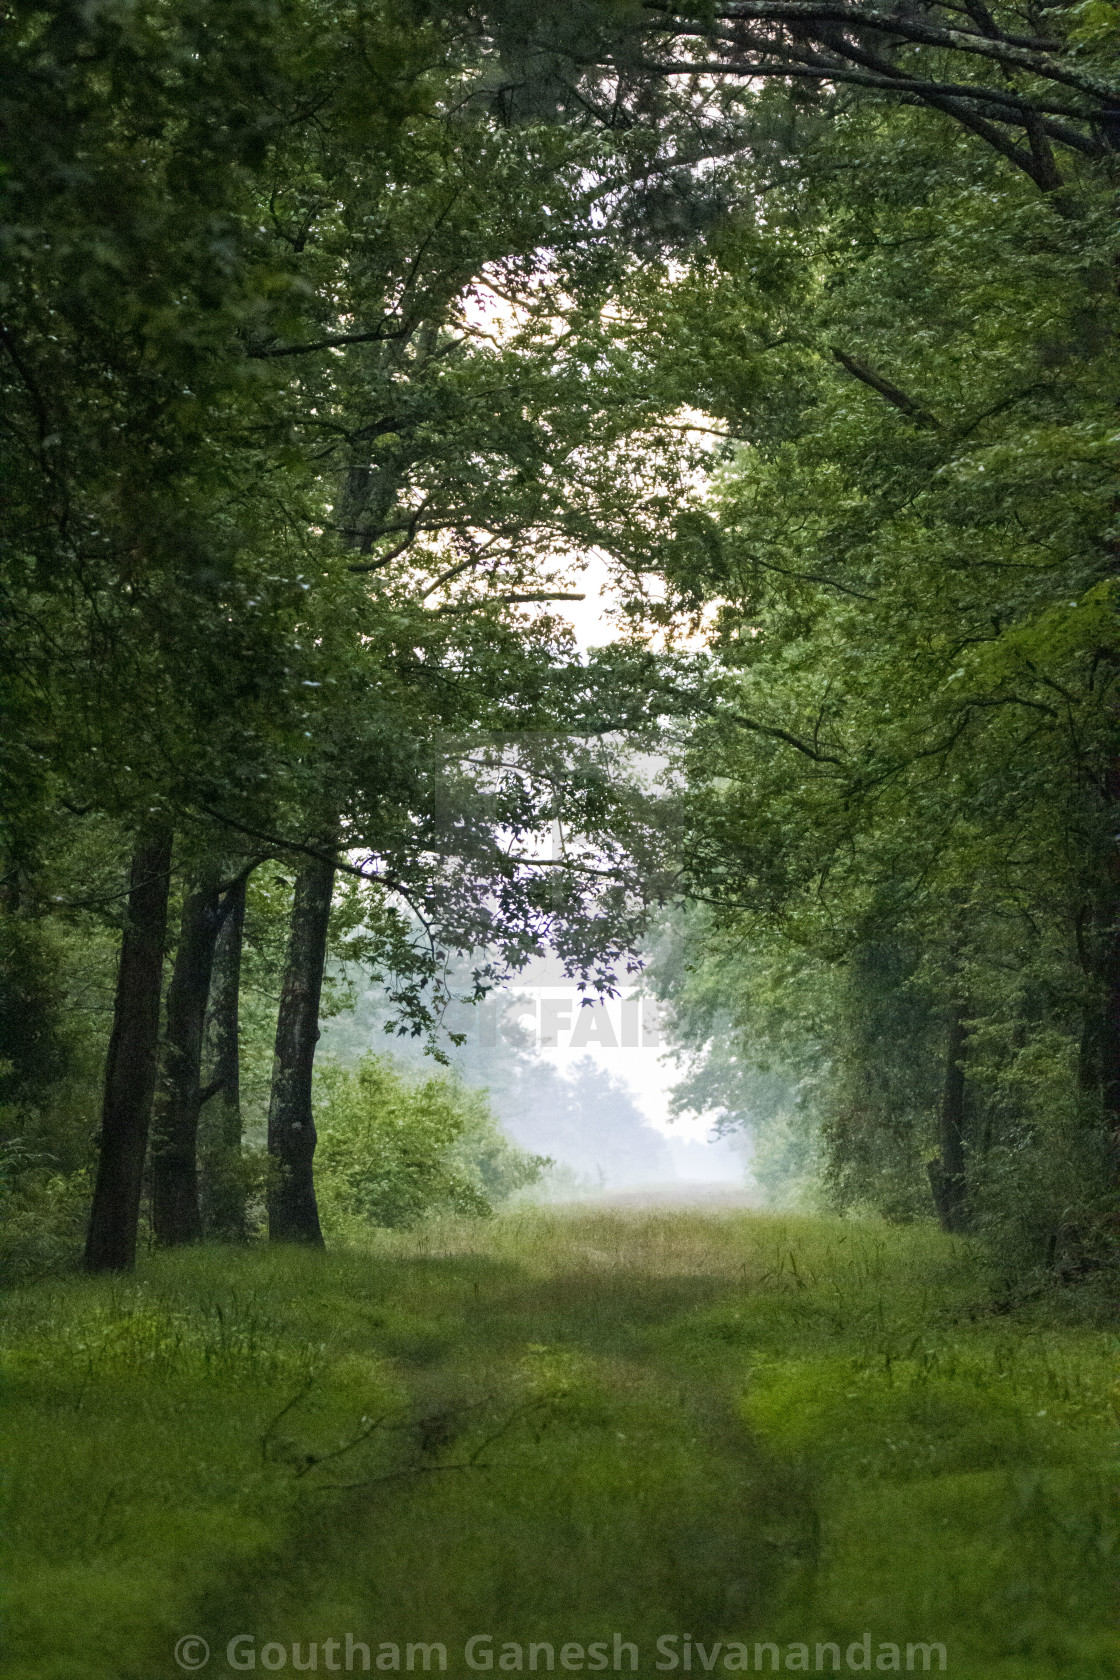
(1099, 750), (1120, 1172)
(267, 851), (334, 1246)
(1101, 905), (1120, 1173)
(928, 1007), (969, 1233)
(1078, 1013), (1100, 1096)
(1089, 731), (1120, 1190)
(84, 825), (174, 1273)
(1075, 901), (1108, 1097)
(200, 873), (248, 1238)
(151, 871), (224, 1245)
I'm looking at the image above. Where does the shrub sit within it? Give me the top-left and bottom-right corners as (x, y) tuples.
(313, 1055), (548, 1236)
(0, 1131), (90, 1281)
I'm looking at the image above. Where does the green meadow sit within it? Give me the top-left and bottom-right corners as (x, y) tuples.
(1, 1210), (1115, 1680)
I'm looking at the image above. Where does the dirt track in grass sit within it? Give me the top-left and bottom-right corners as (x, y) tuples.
(1, 1208), (1116, 1680)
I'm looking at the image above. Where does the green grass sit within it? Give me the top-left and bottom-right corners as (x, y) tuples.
(1, 1210), (1115, 1680)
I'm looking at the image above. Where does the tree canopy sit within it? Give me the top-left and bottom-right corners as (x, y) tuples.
(1, 0), (1116, 1279)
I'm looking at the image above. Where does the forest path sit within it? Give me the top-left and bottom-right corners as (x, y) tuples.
(1, 1210), (1115, 1680)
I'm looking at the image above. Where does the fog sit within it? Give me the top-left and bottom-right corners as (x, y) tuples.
(320, 950), (747, 1199)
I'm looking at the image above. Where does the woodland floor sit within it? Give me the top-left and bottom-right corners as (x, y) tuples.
(1, 1210), (1116, 1680)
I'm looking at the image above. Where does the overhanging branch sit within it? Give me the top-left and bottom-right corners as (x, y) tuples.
(830, 349), (941, 428)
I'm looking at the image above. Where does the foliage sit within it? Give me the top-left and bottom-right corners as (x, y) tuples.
(647, 905), (826, 1207)
(0, 1139), (91, 1284)
(477, 0), (1120, 196)
(0, 826), (126, 1278)
(1, 0), (702, 1045)
(313, 1054), (548, 1233)
(635, 90), (1120, 1271)
(3, 0), (1117, 1290)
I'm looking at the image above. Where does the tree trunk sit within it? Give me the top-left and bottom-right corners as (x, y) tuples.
(200, 873), (248, 1238)
(928, 1007), (969, 1233)
(84, 825), (174, 1273)
(267, 851), (334, 1246)
(1099, 746), (1120, 1173)
(151, 871), (224, 1245)
(1101, 904), (1120, 1175)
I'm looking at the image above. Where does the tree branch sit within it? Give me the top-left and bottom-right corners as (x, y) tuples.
(830, 348), (941, 427)
(640, 60), (1104, 152)
(655, 2), (1120, 102)
(433, 593), (586, 615)
(713, 708), (847, 764)
(246, 322), (411, 359)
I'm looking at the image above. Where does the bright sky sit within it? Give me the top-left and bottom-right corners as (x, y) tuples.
(554, 551), (618, 650)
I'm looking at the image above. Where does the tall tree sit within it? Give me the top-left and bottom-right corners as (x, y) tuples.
(636, 85), (1117, 1264)
(200, 874), (249, 1239)
(267, 849), (336, 1246)
(150, 867), (224, 1246)
(929, 1008), (970, 1235)
(84, 825), (173, 1273)
(2, 2), (704, 1267)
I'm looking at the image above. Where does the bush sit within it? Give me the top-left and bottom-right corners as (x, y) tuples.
(0, 1131), (90, 1281)
(313, 1055), (548, 1236)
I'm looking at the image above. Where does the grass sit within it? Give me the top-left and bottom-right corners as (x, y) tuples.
(0, 1209), (1115, 1680)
